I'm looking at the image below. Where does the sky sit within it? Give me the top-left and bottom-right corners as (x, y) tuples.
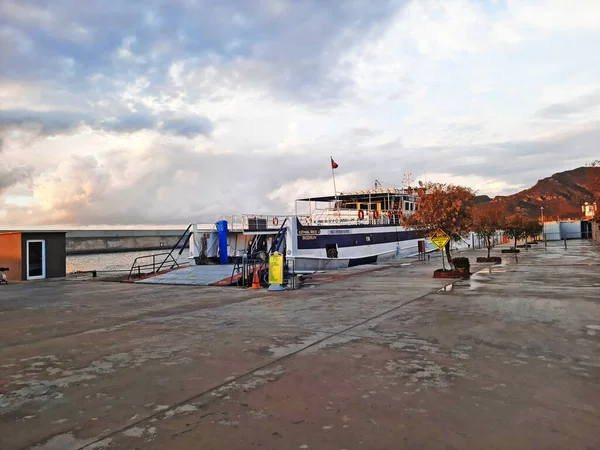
(1, 0), (599, 227)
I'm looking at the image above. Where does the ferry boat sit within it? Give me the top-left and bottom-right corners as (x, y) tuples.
(189, 184), (437, 274)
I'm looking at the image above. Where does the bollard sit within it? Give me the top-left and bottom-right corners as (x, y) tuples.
(564, 238), (567, 249)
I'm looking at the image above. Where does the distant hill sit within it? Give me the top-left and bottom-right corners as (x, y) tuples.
(477, 166), (600, 220)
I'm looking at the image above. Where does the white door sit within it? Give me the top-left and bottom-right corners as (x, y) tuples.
(26, 240), (46, 280)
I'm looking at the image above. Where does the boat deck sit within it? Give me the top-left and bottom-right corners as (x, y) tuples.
(134, 265), (236, 286)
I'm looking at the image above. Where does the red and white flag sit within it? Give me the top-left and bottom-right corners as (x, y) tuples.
(331, 158), (339, 169)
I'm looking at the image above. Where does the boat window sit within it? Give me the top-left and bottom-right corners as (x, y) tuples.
(359, 203), (368, 210)
(405, 201), (409, 210)
(370, 204), (378, 210)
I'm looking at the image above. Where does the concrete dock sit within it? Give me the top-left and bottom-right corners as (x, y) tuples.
(1, 242), (599, 449)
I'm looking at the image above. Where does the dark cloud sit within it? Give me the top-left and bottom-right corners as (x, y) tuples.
(1, 0), (403, 104)
(0, 109), (213, 138)
(100, 113), (156, 134)
(536, 92), (600, 119)
(161, 117), (213, 138)
(0, 109), (91, 136)
(0, 165), (33, 194)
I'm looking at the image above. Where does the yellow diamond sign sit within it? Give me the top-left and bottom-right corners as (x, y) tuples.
(430, 228), (450, 250)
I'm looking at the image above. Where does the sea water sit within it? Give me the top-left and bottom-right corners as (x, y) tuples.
(66, 249), (189, 274)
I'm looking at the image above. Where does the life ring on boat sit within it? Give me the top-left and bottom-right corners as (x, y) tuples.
(387, 210), (393, 219)
(272, 217), (279, 226)
(373, 210), (379, 220)
(358, 209), (365, 220)
(305, 217), (312, 225)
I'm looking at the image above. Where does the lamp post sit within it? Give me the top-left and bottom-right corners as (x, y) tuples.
(540, 206), (546, 249)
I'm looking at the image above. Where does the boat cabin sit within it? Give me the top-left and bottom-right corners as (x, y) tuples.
(295, 187), (418, 226)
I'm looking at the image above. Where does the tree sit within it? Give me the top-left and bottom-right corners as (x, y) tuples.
(504, 214), (528, 249)
(403, 182), (474, 268)
(524, 220), (543, 242)
(472, 205), (504, 258)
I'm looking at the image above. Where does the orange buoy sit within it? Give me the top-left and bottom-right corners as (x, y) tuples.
(373, 210), (379, 220)
(358, 209), (365, 220)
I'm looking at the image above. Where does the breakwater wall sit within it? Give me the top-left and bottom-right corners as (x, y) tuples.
(66, 230), (186, 255)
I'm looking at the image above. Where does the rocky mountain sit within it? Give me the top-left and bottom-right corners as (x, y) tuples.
(478, 166), (600, 220)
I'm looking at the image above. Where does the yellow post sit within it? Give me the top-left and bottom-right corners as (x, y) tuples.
(268, 252), (285, 291)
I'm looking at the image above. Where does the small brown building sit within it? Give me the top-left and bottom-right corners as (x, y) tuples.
(0, 231), (67, 281)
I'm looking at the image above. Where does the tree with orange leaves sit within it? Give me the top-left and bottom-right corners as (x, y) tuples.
(504, 213), (528, 250)
(403, 182), (474, 268)
(472, 205), (504, 258)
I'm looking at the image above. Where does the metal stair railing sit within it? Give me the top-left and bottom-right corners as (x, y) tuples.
(127, 252), (181, 280)
(155, 224), (193, 273)
(268, 218), (288, 254)
(127, 224), (192, 280)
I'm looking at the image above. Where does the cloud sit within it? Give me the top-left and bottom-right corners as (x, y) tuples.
(0, 164), (33, 195)
(0, 109), (213, 138)
(536, 91), (600, 119)
(0, 109), (90, 136)
(1, 0), (600, 226)
(2, 122), (598, 226)
(99, 113), (156, 134)
(160, 117), (213, 138)
(1, 0), (402, 106)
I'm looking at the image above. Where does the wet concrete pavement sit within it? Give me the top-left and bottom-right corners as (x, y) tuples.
(1, 241), (599, 449)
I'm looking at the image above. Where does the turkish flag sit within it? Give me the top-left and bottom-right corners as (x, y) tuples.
(331, 158), (339, 169)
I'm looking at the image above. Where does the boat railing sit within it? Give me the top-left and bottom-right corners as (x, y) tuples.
(302, 208), (402, 226)
(215, 215), (245, 231)
(241, 214), (290, 232)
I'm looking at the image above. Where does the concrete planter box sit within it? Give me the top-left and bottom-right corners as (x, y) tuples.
(501, 249), (520, 253)
(476, 257), (502, 264)
(433, 270), (471, 279)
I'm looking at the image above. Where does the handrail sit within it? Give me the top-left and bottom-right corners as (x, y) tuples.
(127, 252), (182, 279)
(155, 224), (192, 273)
(127, 224), (193, 279)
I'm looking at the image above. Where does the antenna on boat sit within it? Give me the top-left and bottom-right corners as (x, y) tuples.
(403, 172), (413, 190)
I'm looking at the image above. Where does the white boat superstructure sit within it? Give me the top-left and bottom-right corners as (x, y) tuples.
(188, 186), (439, 273)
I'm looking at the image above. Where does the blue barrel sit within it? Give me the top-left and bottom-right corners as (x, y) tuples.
(216, 220), (228, 264)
